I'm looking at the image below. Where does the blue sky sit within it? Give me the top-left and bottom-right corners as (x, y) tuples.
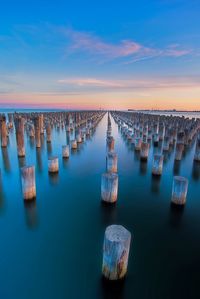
(0, 0), (200, 109)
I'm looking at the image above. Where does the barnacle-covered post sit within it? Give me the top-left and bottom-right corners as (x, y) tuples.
(171, 176), (188, 205)
(106, 152), (118, 173)
(1, 115), (7, 147)
(152, 154), (164, 176)
(102, 225), (131, 280)
(101, 173), (118, 203)
(21, 166), (36, 200)
(15, 117), (25, 157)
(71, 139), (77, 149)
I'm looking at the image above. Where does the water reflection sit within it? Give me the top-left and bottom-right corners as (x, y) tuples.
(169, 203), (185, 228)
(0, 171), (5, 212)
(151, 175), (161, 194)
(24, 200), (39, 229)
(18, 156), (26, 168)
(47, 142), (52, 157)
(1, 147), (11, 173)
(99, 276), (125, 299)
(100, 201), (118, 225)
(173, 160), (181, 175)
(48, 172), (59, 186)
(139, 160), (147, 175)
(192, 161), (200, 181)
(36, 148), (43, 172)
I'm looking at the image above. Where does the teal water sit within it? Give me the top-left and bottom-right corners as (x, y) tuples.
(0, 113), (200, 298)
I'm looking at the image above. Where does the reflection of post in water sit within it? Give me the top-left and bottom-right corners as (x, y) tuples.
(29, 135), (35, 148)
(18, 156), (26, 169)
(100, 201), (118, 225)
(48, 172), (59, 186)
(24, 200), (38, 229)
(140, 160), (147, 175)
(36, 148), (43, 172)
(192, 161), (200, 181)
(151, 175), (161, 194)
(1, 147), (11, 173)
(173, 160), (181, 176)
(47, 142), (52, 157)
(66, 132), (70, 145)
(169, 203), (184, 228)
(100, 277), (125, 299)
(0, 170), (5, 212)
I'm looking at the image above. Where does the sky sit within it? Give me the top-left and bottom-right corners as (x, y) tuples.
(0, 0), (200, 110)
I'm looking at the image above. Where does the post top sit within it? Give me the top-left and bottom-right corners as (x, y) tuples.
(105, 225), (131, 242)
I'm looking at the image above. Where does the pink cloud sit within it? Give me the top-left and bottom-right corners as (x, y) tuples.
(61, 28), (191, 63)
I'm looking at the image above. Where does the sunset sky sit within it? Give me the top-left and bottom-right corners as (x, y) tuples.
(0, 0), (200, 110)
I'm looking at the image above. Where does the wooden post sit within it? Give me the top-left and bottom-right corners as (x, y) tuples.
(194, 133), (200, 161)
(106, 152), (118, 173)
(62, 145), (70, 158)
(175, 143), (184, 161)
(152, 154), (164, 176)
(134, 137), (142, 151)
(1, 116), (7, 147)
(101, 173), (118, 203)
(71, 140), (77, 149)
(21, 166), (36, 200)
(46, 122), (52, 143)
(102, 225), (131, 280)
(140, 142), (150, 161)
(48, 157), (59, 173)
(34, 116), (41, 148)
(171, 176), (188, 205)
(107, 136), (115, 152)
(15, 117), (25, 157)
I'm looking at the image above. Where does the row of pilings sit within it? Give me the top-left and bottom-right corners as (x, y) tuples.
(0, 111), (106, 200)
(101, 110), (200, 281)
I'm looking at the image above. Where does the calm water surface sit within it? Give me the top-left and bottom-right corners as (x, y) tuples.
(0, 113), (200, 299)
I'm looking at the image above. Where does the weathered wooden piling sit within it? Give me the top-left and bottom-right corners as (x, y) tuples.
(171, 176), (188, 205)
(140, 142), (150, 160)
(194, 133), (200, 161)
(29, 124), (35, 138)
(71, 139), (77, 149)
(1, 116), (7, 147)
(21, 166), (36, 200)
(135, 137), (142, 151)
(101, 173), (118, 203)
(48, 157), (59, 173)
(175, 143), (184, 161)
(102, 225), (131, 280)
(62, 145), (70, 158)
(107, 136), (115, 152)
(106, 152), (118, 173)
(34, 116), (41, 148)
(46, 122), (52, 143)
(152, 154), (164, 176)
(15, 117), (25, 157)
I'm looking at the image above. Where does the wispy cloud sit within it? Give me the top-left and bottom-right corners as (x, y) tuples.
(61, 27), (192, 63)
(58, 76), (200, 90)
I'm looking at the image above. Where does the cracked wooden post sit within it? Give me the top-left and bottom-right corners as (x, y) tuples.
(171, 176), (188, 205)
(46, 122), (52, 143)
(152, 154), (164, 176)
(15, 117), (25, 157)
(106, 152), (118, 173)
(48, 157), (59, 173)
(101, 173), (118, 203)
(1, 115), (7, 147)
(140, 142), (150, 161)
(62, 145), (70, 158)
(29, 124), (35, 138)
(102, 225), (131, 280)
(21, 166), (36, 200)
